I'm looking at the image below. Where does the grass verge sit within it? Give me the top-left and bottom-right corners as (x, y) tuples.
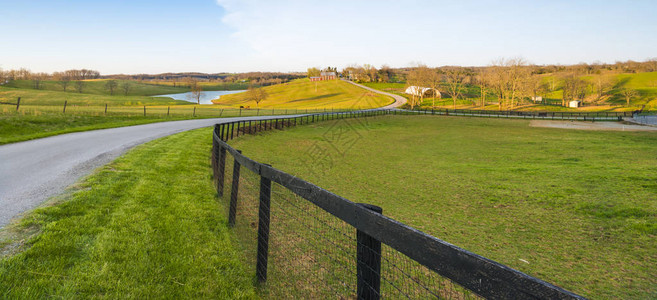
(228, 115), (657, 299)
(0, 128), (256, 299)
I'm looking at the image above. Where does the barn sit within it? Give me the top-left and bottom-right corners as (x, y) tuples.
(310, 72), (337, 82)
(404, 86), (441, 98)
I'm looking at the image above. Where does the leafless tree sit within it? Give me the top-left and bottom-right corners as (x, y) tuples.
(561, 73), (587, 105)
(122, 82), (131, 96)
(104, 80), (118, 95)
(31, 72), (48, 90)
(427, 68), (442, 108)
(620, 88), (639, 106)
(406, 64), (430, 109)
(246, 85), (269, 108)
(189, 79), (203, 104)
(592, 74), (614, 102)
(75, 80), (85, 93)
(442, 67), (469, 109)
(53, 72), (71, 91)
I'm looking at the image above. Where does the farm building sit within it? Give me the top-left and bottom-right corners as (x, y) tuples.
(310, 71), (337, 82)
(405, 86), (441, 98)
(568, 100), (582, 108)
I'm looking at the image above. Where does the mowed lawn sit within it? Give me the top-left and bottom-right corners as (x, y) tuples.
(213, 78), (393, 109)
(0, 128), (256, 299)
(228, 115), (657, 299)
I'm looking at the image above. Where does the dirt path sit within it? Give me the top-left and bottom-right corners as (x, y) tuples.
(530, 120), (657, 131)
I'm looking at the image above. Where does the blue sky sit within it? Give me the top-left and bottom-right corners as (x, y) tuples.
(1, 0), (655, 74)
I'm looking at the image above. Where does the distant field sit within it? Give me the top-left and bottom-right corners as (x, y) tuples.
(4, 79), (189, 96)
(229, 115), (657, 299)
(214, 78), (394, 109)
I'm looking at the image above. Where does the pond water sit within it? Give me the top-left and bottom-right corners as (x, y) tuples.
(154, 90), (245, 105)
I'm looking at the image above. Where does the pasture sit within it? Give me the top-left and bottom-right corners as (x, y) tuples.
(227, 115), (657, 299)
(213, 78), (394, 109)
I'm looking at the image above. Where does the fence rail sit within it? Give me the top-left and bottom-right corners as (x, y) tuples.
(405, 108), (635, 121)
(210, 110), (586, 299)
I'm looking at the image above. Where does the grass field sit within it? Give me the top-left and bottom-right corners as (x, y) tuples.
(0, 128), (256, 299)
(213, 78), (394, 109)
(227, 115), (657, 299)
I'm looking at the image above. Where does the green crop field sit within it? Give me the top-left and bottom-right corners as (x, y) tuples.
(0, 128), (256, 299)
(227, 115), (657, 299)
(214, 78), (394, 109)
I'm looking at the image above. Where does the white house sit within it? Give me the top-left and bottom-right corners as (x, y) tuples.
(404, 86), (441, 98)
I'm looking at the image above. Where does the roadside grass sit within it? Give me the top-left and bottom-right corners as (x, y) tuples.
(0, 128), (256, 299)
(228, 115), (657, 299)
(214, 78), (393, 109)
(0, 106), (352, 145)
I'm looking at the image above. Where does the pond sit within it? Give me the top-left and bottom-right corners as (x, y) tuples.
(155, 90), (245, 105)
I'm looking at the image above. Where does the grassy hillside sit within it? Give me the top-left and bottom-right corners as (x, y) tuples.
(213, 78), (394, 109)
(229, 116), (657, 298)
(0, 128), (256, 298)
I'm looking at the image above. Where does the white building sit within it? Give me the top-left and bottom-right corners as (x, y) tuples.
(568, 100), (581, 108)
(404, 86), (441, 98)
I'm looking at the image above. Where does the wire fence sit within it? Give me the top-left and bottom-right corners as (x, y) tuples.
(211, 110), (586, 299)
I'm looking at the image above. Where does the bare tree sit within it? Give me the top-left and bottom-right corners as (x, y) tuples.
(427, 68), (442, 108)
(75, 80), (85, 93)
(592, 74), (613, 102)
(442, 67), (468, 109)
(474, 69), (492, 107)
(31, 72), (49, 89)
(620, 88), (639, 106)
(405, 64), (430, 109)
(561, 73), (587, 106)
(189, 79), (203, 104)
(104, 80), (118, 95)
(246, 85), (269, 108)
(122, 82), (131, 96)
(53, 72), (71, 91)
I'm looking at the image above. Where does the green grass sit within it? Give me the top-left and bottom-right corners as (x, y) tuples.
(5, 79), (190, 96)
(228, 115), (657, 299)
(0, 85), (189, 107)
(214, 78), (394, 109)
(0, 128), (256, 299)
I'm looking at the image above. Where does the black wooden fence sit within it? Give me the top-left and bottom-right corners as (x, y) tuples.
(211, 110), (586, 299)
(405, 108), (635, 121)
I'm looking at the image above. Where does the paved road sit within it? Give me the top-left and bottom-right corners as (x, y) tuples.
(341, 79), (407, 108)
(0, 83), (403, 228)
(0, 115), (305, 228)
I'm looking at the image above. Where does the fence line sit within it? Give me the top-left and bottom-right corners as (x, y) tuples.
(211, 110), (586, 299)
(403, 107), (635, 121)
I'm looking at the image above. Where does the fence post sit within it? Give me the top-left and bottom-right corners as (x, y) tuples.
(104, 103), (108, 115)
(63, 100), (67, 113)
(193, 106), (196, 117)
(256, 164), (272, 283)
(228, 150), (242, 227)
(230, 122), (235, 140)
(357, 203), (383, 300)
(167, 106), (170, 117)
(217, 144), (227, 196)
(16, 97), (20, 111)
